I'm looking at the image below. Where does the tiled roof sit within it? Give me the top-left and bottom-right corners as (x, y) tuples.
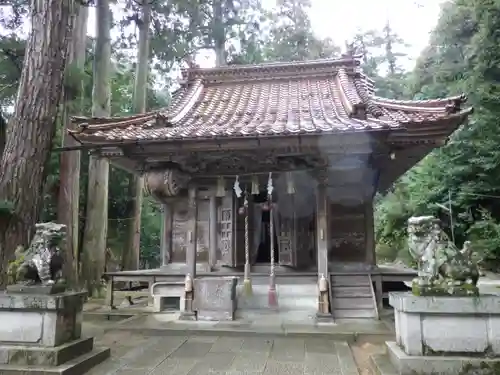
(70, 57), (472, 143)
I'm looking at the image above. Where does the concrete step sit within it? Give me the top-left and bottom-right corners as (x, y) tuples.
(331, 286), (372, 297)
(237, 284), (316, 311)
(370, 353), (399, 375)
(333, 308), (377, 319)
(332, 297), (374, 309)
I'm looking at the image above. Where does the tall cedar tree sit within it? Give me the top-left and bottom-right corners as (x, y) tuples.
(81, 0), (111, 295)
(57, 5), (89, 286)
(123, 0), (152, 271)
(0, 0), (77, 286)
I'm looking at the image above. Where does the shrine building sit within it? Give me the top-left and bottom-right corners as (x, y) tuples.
(69, 56), (472, 320)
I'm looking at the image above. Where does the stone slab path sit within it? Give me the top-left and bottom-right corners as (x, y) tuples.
(85, 332), (360, 375)
(104, 312), (392, 341)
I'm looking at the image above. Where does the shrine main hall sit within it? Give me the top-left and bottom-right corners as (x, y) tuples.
(69, 56), (472, 320)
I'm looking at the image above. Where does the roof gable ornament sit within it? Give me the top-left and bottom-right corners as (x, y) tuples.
(446, 94), (468, 114)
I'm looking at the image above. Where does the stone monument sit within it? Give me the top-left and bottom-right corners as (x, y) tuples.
(372, 216), (500, 375)
(193, 277), (238, 321)
(0, 222), (110, 374)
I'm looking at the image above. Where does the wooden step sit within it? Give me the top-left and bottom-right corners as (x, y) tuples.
(331, 286), (372, 297)
(333, 308), (377, 319)
(331, 275), (371, 287)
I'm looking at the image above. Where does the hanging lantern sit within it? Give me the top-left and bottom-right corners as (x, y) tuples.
(286, 172), (295, 195)
(216, 176), (226, 197)
(251, 176), (259, 195)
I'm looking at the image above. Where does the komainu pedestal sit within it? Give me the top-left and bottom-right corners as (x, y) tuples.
(0, 290), (110, 374)
(384, 292), (500, 375)
(371, 216), (500, 375)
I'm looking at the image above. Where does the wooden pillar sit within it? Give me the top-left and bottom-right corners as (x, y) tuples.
(209, 195), (217, 271)
(160, 203), (172, 267)
(315, 179), (331, 319)
(180, 185), (198, 320)
(186, 186), (198, 279)
(365, 199), (375, 265)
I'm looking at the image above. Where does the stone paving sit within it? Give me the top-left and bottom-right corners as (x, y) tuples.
(85, 331), (360, 375)
(105, 309), (392, 337)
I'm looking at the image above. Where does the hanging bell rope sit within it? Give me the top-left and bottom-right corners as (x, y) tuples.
(267, 172), (277, 307)
(243, 190), (252, 295)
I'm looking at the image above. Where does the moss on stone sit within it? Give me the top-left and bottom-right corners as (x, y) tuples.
(412, 281), (479, 297)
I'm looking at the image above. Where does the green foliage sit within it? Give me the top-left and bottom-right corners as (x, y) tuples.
(7, 246), (25, 284)
(375, 0), (500, 270)
(63, 62), (89, 103)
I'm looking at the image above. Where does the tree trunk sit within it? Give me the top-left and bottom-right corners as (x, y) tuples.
(81, 0), (111, 296)
(0, 0), (77, 287)
(213, 0), (226, 67)
(57, 5), (88, 287)
(122, 0), (151, 271)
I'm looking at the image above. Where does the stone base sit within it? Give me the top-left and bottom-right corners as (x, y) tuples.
(385, 341), (500, 375)
(6, 283), (66, 295)
(0, 346), (110, 375)
(194, 277), (238, 321)
(390, 292), (500, 356)
(0, 338), (94, 366)
(0, 290), (110, 374)
(0, 291), (87, 347)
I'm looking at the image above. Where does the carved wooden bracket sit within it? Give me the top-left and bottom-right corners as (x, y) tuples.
(144, 169), (191, 200)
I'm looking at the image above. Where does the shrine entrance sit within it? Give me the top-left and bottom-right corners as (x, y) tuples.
(252, 191), (279, 264)
(255, 209), (279, 263)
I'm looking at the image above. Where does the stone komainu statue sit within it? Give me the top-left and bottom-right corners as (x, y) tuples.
(16, 222), (66, 285)
(407, 216), (480, 296)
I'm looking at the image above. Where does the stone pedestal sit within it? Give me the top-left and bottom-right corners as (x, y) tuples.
(0, 290), (110, 374)
(385, 292), (500, 375)
(193, 277), (238, 321)
(151, 281), (185, 313)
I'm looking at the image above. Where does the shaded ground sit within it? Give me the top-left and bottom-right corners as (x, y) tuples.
(81, 310), (391, 375)
(84, 332), (364, 375)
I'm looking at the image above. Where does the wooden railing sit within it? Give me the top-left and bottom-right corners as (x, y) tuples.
(368, 274), (380, 320)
